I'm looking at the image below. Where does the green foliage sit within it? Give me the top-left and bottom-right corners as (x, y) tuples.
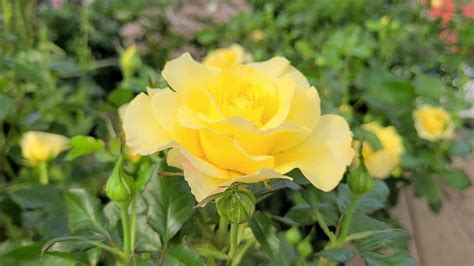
(248, 212), (283, 265)
(0, 0), (472, 264)
(143, 173), (195, 244)
(162, 244), (205, 266)
(66, 136), (105, 161)
(317, 248), (357, 262)
(65, 188), (108, 236)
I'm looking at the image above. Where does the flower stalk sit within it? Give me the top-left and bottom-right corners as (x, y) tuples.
(38, 161), (48, 185)
(227, 223), (239, 266)
(216, 215), (228, 248)
(338, 193), (361, 242)
(119, 202), (132, 258)
(105, 155), (137, 263)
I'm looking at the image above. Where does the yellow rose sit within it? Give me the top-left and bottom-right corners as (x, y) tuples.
(354, 122), (403, 179)
(413, 105), (453, 142)
(21, 131), (69, 166)
(123, 53), (354, 201)
(202, 44), (249, 68)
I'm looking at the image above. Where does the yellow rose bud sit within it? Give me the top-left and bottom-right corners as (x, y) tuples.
(120, 45), (141, 79)
(251, 30), (265, 42)
(20, 131), (68, 166)
(202, 44), (249, 68)
(353, 122), (404, 179)
(413, 105), (453, 142)
(380, 15), (390, 26)
(122, 53), (354, 202)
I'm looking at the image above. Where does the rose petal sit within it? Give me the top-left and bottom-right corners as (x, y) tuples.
(123, 93), (173, 155)
(274, 115), (354, 192)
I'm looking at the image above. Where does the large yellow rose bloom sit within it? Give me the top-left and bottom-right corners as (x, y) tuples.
(21, 131), (69, 166)
(413, 105), (453, 142)
(355, 122), (404, 179)
(123, 53), (354, 201)
(202, 44), (248, 68)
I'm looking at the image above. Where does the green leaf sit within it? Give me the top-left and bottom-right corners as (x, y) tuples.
(136, 161), (157, 191)
(49, 59), (81, 77)
(285, 202), (338, 226)
(0, 242), (85, 265)
(144, 175), (195, 244)
(195, 243), (229, 260)
(130, 256), (156, 266)
(414, 175), (441, 212)
(65, 188), (108, 236)
(439, 169), (471, 191)
(413, 75), (446, 100)
(66, 136), (105, 161)
(42, 235), (106, 253)
(163, 244), (205, 266)
(295, 40), (313, 59)
(10, 184), (68, 238)
(135, 215), (161, 252)
(402, 153), (430, 170)
(248, 212), (283, 266)
(103, 202), (120, 231)
(350, 213), (389, 234)
(337, 181), (389, 214)
(107, 88), (133, 106)
(317, 248), (357, 262)
(364, 130), (383, 151)
(0, 94), (14, 122)
(356, 229), (410, 251)
(356, 181), (389, 213)
(285, 205), (317, 225)
(361, 251), (417, 266)
(197, 30), (217, 45)
(449, 139), (472, 155)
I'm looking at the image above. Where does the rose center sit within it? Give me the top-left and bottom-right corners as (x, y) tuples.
(208, 66), (277, 127)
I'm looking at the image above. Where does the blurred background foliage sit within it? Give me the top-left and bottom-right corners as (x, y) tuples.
(0, 0), (473, 265)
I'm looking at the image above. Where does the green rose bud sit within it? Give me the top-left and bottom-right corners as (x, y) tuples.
(105, 155), (136, 206)
(285, 226), (302, 245)
(348, 162), (374, 195)
(215, 185), (256, 224)
(297, 238), (313, 257)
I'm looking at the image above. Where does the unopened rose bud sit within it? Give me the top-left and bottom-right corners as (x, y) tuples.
(105, 156), (136, 206)
(215, 185), (256, 224)
(120, 46), (141, 81)
(285, 226), (302, 245)
(348, 161), (374, 195)
(297, 238), (313, 257)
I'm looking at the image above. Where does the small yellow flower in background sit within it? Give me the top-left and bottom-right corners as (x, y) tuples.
(431, 0), (443, 8)
(380, 15), (390, 25)
(202, 44), (250, 68)
(339, 104), (352, 114)
(354, 122), (404, 179)
(413, 105), (453, 142)
(251, 30), (265, 42)
(21, 131), (68, 166)
(123, 52), (354, 202)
